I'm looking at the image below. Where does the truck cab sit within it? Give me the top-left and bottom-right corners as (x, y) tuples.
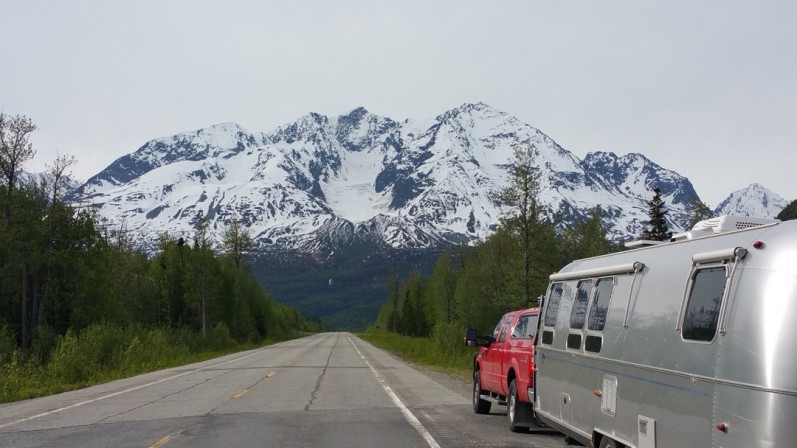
(464, 307), (540, 432)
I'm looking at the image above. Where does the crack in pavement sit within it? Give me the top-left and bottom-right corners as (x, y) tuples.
(304, 333), (339, 411)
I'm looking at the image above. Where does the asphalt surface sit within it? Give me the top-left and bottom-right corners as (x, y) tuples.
(0, 333), (569, 448)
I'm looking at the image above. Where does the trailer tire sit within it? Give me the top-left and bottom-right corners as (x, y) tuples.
(508, 379), (529, 433)
(472, 371), (491, 414)
(598, 436), (621, 448)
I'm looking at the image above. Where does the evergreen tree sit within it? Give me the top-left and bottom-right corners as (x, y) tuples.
(500, 141), (545, 304)
(641, 187), (672, 241)
(399, 271), (429, 337)
(561, 206), (618, 261)
(186, 219), (215, 335)
(688, 198), (714, 228)
(425, 251), (457, 326)
(221, 218), (254, 337)
(776, 199), (797, 221)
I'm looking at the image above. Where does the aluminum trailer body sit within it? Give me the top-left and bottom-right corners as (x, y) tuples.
(534, 216), (797, 448)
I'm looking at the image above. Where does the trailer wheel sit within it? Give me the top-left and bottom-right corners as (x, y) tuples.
(598, 436), (621, 448)
(472, 371), (491, 414)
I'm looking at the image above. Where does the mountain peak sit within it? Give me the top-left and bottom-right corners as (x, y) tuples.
(206, 122), (245, 132)
(714, 183), (789, 218)
(339, 106), (369, 120)
(435, 102), (503, 122)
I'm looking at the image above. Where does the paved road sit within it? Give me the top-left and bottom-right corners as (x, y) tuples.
(0, 333), (568, 448)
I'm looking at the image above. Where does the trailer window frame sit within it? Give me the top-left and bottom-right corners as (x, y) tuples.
(543, 282), (565, 328)
(569, 279), (593, 330)
(582, 276), (617, 354)
(679, 264), (729, 344)
(541, 282), (565, 346)
(587, 277), (616, 332)
(565, 279), (593, 351)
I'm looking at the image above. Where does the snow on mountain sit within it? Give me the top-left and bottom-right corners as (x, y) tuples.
(713, 183), (790, 218)
(580, 151), (699, 235)
(70, 103), (708, 252)
(18, 171), (82, 200)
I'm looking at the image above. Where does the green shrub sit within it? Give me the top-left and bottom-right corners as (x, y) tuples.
(47, 330), (88, 384)
(206, 322), (233, 351)
(0, 324), (15, 365)
(359, 326), (473, 381)
(32, 325), (59, 365)
(1, 322), (288, 404)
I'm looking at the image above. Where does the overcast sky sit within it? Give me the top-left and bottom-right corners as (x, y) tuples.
(3, 1), (796, 207)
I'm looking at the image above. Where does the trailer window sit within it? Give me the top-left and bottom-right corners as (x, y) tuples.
(683, 266), (727, 341)
(588, 277), (615, 331)
(585, 335), (602, 353)
(544, 283), (564, 327)
(512, 314), (539, 339)
(569, 280), (592, 329)
(567, 333), (582, 349)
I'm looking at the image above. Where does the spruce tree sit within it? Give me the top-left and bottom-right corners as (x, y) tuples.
(641, 187), (672, 241)
(776, 199), (797, 221)
(562, 206), (617, 260)
(688, 198), (714, 228)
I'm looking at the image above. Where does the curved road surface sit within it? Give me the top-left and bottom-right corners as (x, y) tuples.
(0, 333), (567, 447)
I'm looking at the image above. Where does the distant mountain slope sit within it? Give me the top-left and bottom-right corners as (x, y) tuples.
(713, 183), (790, 219)
(69, 103), (702, 252)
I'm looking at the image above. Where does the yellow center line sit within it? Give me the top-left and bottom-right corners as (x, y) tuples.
(149, 433), (173, 448)
(232, 389), (248, 398)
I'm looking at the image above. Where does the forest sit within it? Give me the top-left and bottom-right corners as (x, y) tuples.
(0, 113), (316, 401)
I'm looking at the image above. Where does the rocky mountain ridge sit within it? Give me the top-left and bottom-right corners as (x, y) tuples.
(70, 102), (771, 253)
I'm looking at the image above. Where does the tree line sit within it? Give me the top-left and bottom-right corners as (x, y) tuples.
(0, 112), (316, 363)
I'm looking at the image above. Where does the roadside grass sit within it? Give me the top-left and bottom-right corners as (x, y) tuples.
(358, 324), (474, 382)
(0, 322), (298, 404)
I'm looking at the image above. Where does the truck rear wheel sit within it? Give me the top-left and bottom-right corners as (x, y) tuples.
(472, 371), (491, 414)
(508, 379), (529, 433)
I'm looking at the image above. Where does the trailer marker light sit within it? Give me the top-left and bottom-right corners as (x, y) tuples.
(753, 241), (765, 249)
(716, 422), (729, 433)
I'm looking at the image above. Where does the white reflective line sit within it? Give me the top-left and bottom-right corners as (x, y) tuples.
(0, 345), (282, 429)
(346, 335), (441, 448)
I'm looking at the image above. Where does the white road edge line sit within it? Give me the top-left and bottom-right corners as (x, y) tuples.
(346, 334), (441, 448)
(0, 343), (288, 429)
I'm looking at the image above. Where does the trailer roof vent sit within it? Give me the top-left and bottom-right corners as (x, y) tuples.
(671, 215), (780, 242)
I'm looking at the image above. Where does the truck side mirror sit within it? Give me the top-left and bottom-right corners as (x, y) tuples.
(464, 328), (478, 347)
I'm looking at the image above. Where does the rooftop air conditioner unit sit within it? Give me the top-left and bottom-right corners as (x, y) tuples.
(670, 215), (780, 242)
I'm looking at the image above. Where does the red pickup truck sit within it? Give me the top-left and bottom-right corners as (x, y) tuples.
(464, 307), (540, 432)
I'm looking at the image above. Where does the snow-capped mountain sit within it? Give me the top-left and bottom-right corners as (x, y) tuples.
(70, 103), (702, 252)
(713, 183), (790, 218)
(18, 171), (83, 200)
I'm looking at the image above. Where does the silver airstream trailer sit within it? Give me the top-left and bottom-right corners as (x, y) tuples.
(533, 215), (797, 448)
